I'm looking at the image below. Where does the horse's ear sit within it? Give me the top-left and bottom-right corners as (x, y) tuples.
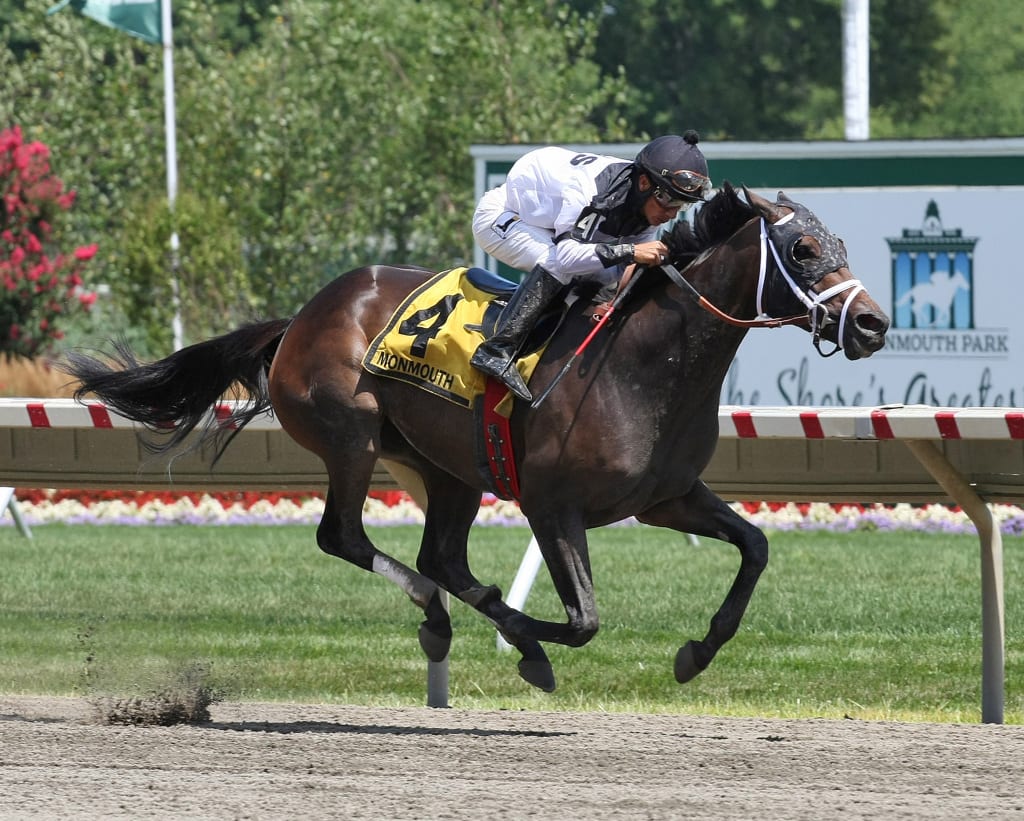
(777, 191), (795, 204)
(742, 185), (787, 220)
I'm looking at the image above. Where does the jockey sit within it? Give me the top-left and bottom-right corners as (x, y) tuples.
(470, 130), (712, 401)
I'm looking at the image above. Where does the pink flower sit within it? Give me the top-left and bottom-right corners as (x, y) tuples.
(0, 126), (21, 153)
(78, 290), (98, 307)
(25, 233), (42, 254)
(74, 243), (98, 261)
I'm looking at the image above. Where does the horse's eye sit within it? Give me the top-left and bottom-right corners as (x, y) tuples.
(792, 239), (817, 261)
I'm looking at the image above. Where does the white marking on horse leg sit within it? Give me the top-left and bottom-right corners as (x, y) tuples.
(372, 553), (438, 608)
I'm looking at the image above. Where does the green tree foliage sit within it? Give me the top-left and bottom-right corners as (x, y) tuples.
(1, 0), (628, 353)
(871, 0), (1024, 138)
(575, 0), (950, 140)
(1, 0), (1021, 356)
(192, 1), (629, 315)
(574, 0), (1023, 140)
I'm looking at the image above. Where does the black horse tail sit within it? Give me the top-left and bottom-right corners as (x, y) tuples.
(62, 317), (293, 462)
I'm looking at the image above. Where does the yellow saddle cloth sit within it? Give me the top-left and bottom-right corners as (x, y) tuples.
(362, 267), (545, 410)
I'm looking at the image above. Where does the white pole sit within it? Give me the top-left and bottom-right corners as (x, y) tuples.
(161, 0), (183, 350)
(497, 537), (544, 651)
(842, 0), (870, 141)
(0, 487), (32, 538)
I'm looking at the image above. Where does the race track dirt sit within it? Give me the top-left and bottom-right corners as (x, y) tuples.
(1, 696), (1023, 819)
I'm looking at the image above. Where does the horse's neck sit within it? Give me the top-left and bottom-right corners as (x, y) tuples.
(655, 218), (763, 361)
(621, 222), (761, 408)
(689, 218), (764, 320)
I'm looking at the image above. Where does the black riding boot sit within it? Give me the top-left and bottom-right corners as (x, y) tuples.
(470, 263), (563, 401)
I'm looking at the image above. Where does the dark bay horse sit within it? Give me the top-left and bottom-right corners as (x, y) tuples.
(64, 184), (889, 692)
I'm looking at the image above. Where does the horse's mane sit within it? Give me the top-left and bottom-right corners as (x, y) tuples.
(662, 181), (757, 269)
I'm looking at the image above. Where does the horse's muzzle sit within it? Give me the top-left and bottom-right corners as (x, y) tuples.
(842, 308), (890, 360)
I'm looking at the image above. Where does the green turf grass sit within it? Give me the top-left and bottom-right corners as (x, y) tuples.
(0, 523), (1019, 722)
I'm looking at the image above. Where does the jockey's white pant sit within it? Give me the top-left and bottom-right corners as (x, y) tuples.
(472, 187), (578, 285)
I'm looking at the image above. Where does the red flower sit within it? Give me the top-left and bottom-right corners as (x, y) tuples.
(1, 126), (98, 356)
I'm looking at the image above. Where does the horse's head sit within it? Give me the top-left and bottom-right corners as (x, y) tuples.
(744, 187), (889, 360)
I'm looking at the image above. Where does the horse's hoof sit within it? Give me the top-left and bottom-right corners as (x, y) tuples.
(418, 623), (451, 663)
(674, 640), (710, 684)
(518, 659), (556, 693)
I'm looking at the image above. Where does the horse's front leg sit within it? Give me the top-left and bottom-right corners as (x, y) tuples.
(429, 505), (598, 693)
(477, 512), (601, 682)
(636, 480), (769, 683)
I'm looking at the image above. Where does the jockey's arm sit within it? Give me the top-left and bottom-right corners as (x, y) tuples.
(547, 237), (670, 282)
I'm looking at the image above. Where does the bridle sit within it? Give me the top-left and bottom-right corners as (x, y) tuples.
(662, 207), (865, 358)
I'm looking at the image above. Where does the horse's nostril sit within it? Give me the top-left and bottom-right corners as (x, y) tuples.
(856, 312), (890, 336)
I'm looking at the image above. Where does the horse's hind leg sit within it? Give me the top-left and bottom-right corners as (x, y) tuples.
(317, 462), (451, 664)
(636, 480), (769, 683)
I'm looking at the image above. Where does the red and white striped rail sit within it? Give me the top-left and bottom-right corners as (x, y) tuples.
(718, 405), (1024, 440)
(0, 398), (280, 431)
(4, 398), (1024, 441)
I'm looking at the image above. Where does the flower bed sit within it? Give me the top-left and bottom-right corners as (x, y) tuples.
(3, 488), (1024, 534)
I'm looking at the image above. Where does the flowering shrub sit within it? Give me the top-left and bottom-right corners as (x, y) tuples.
(4, 489), (1024, 534)
(0, 125), (98, 356)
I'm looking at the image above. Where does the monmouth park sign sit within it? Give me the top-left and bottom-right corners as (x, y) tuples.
(471, 138), (1024, 409)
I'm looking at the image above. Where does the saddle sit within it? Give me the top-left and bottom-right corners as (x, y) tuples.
(463, 266), (570, 348)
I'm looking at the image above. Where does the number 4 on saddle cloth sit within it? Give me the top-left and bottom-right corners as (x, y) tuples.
(362, 266), (567, 500)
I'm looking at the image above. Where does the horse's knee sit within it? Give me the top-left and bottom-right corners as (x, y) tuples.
(738, 526), (769, 574)
(746, 535), (769, 574)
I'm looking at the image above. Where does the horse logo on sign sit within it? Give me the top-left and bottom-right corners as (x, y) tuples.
(887, 201), (977, 330)
(895, 269), (970, 328)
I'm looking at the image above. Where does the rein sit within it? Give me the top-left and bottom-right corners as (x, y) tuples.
(662, 261), (806, 330)
(662, 214), (865, 356)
